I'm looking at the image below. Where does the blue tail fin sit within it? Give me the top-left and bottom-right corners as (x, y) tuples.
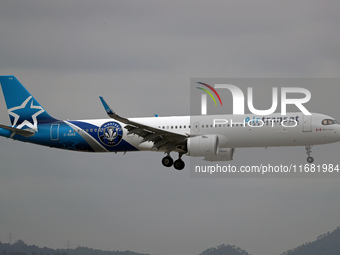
(0, 76), (58, 130)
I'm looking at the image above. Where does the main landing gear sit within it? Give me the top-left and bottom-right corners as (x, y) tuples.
(305, 145), (314, 163)
(162, 153), (185, 170)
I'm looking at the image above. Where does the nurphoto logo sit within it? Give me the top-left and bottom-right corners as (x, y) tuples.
(197, 82), (311, 116)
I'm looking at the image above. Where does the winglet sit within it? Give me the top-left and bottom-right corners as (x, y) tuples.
(99, 96), (115, 116)
(99, 97), (129, 124)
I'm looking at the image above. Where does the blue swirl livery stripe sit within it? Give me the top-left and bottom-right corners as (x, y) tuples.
(64, 121), (108, 152)
(66, 120), (139, 152)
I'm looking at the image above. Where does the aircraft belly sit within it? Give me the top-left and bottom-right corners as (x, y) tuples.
(225, 128), (339, 148)
(224, 128), (320, 148)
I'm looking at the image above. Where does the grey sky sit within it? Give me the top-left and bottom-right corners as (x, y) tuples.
(1, 1), (340, 255)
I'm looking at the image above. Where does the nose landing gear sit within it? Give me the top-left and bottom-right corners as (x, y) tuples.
(305, 145), (314, 163)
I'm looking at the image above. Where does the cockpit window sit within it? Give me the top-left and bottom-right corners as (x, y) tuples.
(322, 119), (338, 125)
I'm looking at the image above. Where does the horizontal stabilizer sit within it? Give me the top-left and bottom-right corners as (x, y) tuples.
(0, 124), (35, 137)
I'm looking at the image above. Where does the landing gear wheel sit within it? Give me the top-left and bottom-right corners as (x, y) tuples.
(162, 156), (173, 167)
(173, 159), (185, 170)
(307, 156), (314, 163)
(305, 146), (314, 164)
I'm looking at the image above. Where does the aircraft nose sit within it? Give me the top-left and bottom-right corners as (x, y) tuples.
(336, 125), (340, 142)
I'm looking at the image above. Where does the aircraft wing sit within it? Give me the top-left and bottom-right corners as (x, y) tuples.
(99, 97), (188, 152)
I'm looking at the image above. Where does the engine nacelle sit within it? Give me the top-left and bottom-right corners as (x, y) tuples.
(204, 148), (235, 162)
(187, 135), (219, 157)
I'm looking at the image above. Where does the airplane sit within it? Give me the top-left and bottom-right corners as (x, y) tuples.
(0, 75), (340, 170)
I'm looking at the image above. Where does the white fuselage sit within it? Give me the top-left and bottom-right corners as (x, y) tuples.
(123, 112), (340, 151)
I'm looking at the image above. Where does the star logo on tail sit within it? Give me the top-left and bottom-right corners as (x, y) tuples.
(8, 96), (45, 131)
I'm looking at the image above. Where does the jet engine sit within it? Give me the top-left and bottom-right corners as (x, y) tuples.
(203, 148), (235, 161)
(187, 135), (219, 157)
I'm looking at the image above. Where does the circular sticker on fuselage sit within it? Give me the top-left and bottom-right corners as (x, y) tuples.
(98, 122), (123, 146)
